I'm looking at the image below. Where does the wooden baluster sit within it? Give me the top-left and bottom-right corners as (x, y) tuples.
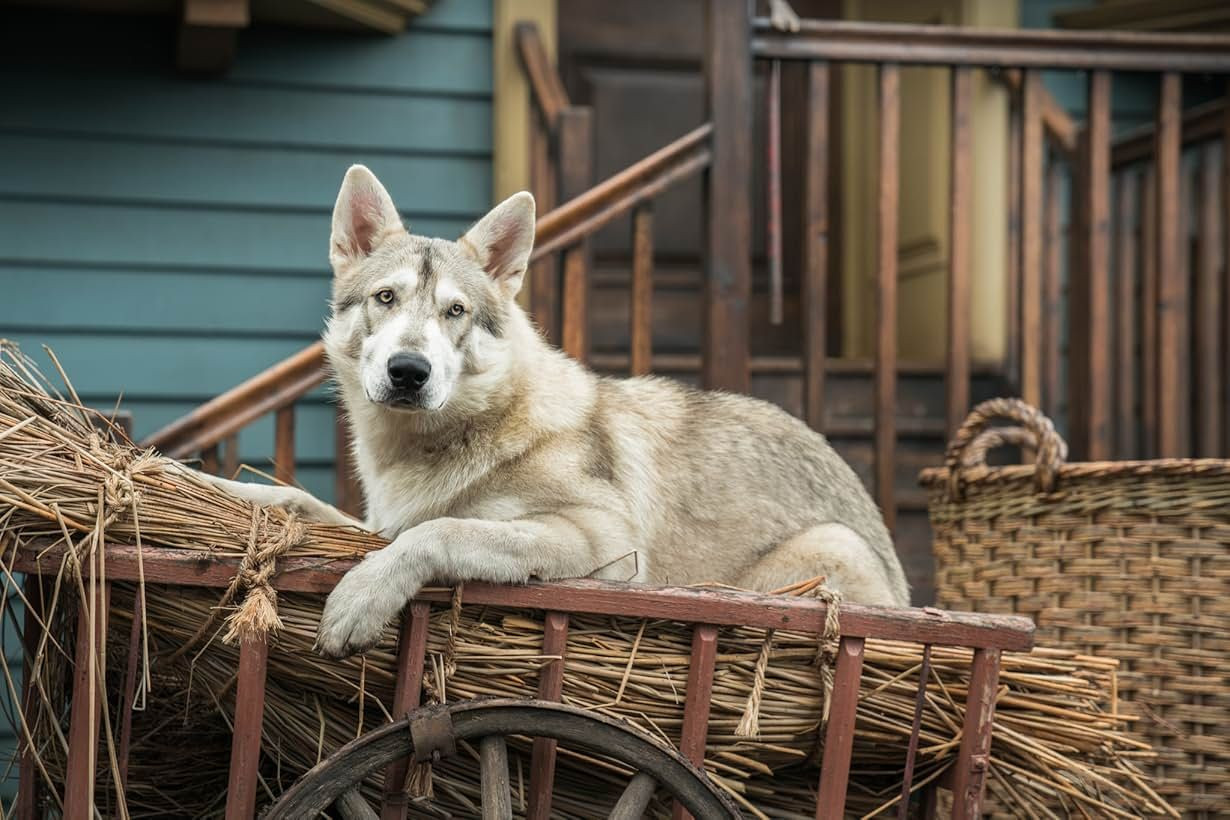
(559, 107), (594, 364)
(629, 204), (655, 376)
(673, 624), (718, 820)
(201, 443), (220, 475)
(1223, 84), (1230, 457)
(334, 408), (364, 519)
(222, 433), (239, 479)
(702, 0), (752, 394)
(1141, 162), (1159, 457)
(381, 602), (432, 820)
(118, 587), (146, 798)
(1196, 142), (1223, 457)
(225, 636), (269, 820)
(274, 405), (295, 485)
(950, 648), (1002, 819)
(1115, 171), (1139, 460)
(1005, 85), (1024, 393)
(1043, 161), (1063, 419)
(768, 57), (784, 326)
(875, 63), (900, 533)
(1155, 72), (1187, 457)
(1020, 71), (1045, 410)
(528, 612), (569, 820)
(1070, 70), (1113, 460)
(897, 644), (933, 820)
(63, 576), (110, 818)
(946, 66), (973, 437)
(16, 576), (45, 820)
(815, 636), (866, 818)
(529, 112), (558, 344)
(803, 60), (830, 433)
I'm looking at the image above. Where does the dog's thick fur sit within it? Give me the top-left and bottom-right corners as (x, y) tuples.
(204, 166), (909, 658)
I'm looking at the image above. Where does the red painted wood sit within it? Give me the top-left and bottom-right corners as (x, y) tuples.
(815, 636), (866, 818)
(673, 624), (718, 820)
(16, 576), (44, 820)
(225, 636), (270, 820)
(528, 612), (569, 820)
(380, 602), (432, 820)
(11, 544), (1035, 649)
(63, 579), (109, 819)
(117, 588), (146, 796)
(949, 648), (1002, 819)
(897, 643), (933, 819)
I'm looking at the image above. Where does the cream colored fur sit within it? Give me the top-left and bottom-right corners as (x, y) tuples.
(203, 165), (910, 659)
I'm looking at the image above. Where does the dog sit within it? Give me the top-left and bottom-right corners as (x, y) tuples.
(200, 165), (910, 659)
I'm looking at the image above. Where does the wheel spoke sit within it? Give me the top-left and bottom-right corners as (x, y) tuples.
(609, 771), (657, 820)
(479, 735), (513, 820)
(333, 786), (378, 820)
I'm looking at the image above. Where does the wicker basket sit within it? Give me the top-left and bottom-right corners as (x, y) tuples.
(921, 398), (1230, 818)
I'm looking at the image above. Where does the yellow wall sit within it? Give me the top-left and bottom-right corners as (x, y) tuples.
(841, 0), (1016, 363)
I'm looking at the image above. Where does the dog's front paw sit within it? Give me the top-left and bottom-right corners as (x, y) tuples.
(315, 552), (409, 659)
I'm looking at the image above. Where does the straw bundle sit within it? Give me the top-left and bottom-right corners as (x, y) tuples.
(0, 345), (1176, 818)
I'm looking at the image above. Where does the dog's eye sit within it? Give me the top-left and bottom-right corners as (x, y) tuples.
(447, 303), (465, 318)
(375, 289), (395, 305)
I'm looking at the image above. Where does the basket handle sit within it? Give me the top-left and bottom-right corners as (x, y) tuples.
(945, 398), (1068, 498)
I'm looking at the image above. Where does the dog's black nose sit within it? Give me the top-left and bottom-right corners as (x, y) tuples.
(387, 352), (431, 390)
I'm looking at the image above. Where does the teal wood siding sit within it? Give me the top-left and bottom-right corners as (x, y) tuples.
(0, 0), (491, 800)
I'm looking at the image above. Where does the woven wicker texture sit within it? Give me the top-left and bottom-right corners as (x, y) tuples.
(921, 398), (1230, 818)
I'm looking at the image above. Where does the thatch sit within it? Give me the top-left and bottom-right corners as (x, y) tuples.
(0, 343), (1177, 818)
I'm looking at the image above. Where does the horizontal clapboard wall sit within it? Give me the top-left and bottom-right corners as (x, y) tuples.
(0, 1), (493, 505)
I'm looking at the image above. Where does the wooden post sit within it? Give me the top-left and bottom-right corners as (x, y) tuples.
(1020, 71), (1045, 409)
(702, 0), (752, 393)
(274, 405), (295, 484)
(1005, 87), (1023, 394)
(1155, 72), (1188, 458)
(950, 648), (1002, 819)
(380, 602), (432, 820)
(1141, 163), (1159, 456)
(673, 624), (718, 820)
(558, 107), (594, 363)
(815, 636), (866, 818)
(1223, 83), (1230, 456)
(64, 579), (110, 818)
(946, 66), (973, 438)
(529, 111), (559, 343)
(1043, 162), (1063, 419)
(334, 407), (364, 519)
(874, 64), (900, 533)
(528, 612), (569, 820)
(629, 205), (655, 376)
(16, 576), (45, 820)
(1195, 143), (1223, 457)
(1115, 171), (1139, 459)
(225, 636), (269, 820)
(803, 60), (830, 433)
(1070, 70), (1113, 460)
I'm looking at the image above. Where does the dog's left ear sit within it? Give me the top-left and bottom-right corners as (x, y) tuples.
(461, 192), (535, 299)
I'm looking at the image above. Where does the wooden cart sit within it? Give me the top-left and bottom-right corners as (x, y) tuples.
(11, 542), (1033, 819)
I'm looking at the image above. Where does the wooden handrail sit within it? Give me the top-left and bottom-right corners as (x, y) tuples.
(751, 18), (1230, 71)
(515, 22), (570, 131)
(141, 124), (714, 458)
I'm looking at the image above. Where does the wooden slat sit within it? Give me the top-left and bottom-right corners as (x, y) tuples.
(1005, 89), (1023, 392)
(946, 66), (973, 437)
(380, 602), (431, 820)
(1115, 171), (1139, 459)
(672, 624), (718, 820)
(1141, 163), (1159, 456)
(63, 579), (109, 819)
(221, 433), (239, 479)
(630, 204), (655, 376)
(815, 636), (866, 817)
(949, 648), (1002, 819)
(274, 405), (295, 484)
(1224, 85), (1230, 456)
(1071, 70), (1113, 460)
(1155, 72), (1188, 457)
(803, 60), (830, 433)
(479, 736), (513, 820)
(767, 58), (784, 326)
(117, 587), (146, 795)
(225, 637), (269, 820)
(514, 21), (570, 130)
(702, 0), (752, 393)
(201, 443), (220, 475)
(528, 612), (569, 820)
(1020, 71), (1045, 408)
(1043, 161), (1064, 418)
(14, 544), (1038, 650)
(897, 644), (933, 820)
(16, 577), (44, 820)
(1196, 142), (1223, 457)
(528, 113), (558, 344)
(874, 63), (900, 533)
(558, 107), (594, 364)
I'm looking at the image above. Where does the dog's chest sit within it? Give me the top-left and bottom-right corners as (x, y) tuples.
(362, 454), (491, 538)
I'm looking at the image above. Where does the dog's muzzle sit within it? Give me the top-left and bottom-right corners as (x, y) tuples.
(384, 352), (431, 405)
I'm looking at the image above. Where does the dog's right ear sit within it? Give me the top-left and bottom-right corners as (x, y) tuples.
(329, 165), (404, 272)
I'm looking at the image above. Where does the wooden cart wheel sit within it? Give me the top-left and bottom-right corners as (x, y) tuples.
(264, 698), (742, 819)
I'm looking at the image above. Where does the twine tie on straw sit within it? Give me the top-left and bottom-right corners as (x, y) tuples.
(221, 508), (307, 644)
(812, 585), (842, 727)
(735, 628), (774, 738)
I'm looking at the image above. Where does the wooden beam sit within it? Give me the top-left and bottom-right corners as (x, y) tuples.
(177, 0), (248, 74)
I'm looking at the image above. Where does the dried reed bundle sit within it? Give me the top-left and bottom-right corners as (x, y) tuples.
(0, 345), (1176, 818)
